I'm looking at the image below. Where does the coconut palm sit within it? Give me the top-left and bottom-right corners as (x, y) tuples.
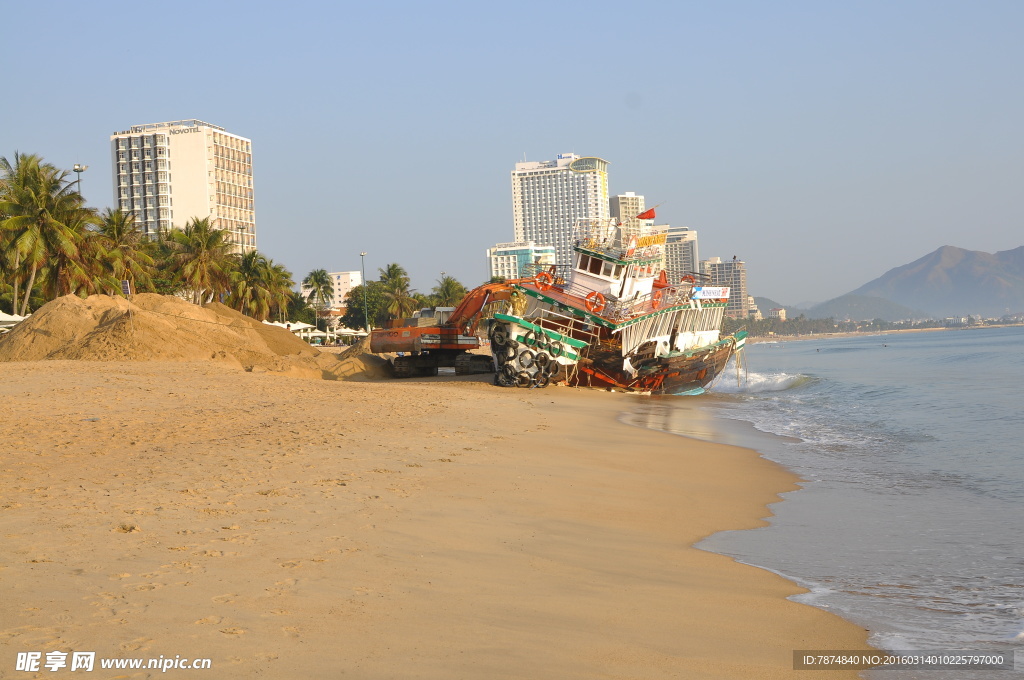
(164, 217), (235, 304)
(431, 274), (467, 307)
(228, 251), (293, 321)
(39, 203), (102, 299)
(0, 152), (88, 314)
(89, 208), (154, 295)
(228, 250), (273, 319)
(382, 279), (418, 320)
(302, 268), (334, 308)
(377, 262), (409, 288)
(266, 261), (295, 322)
(302, 268), (334, 330)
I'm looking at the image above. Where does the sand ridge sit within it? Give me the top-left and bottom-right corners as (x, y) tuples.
(0, 293), (388, 380)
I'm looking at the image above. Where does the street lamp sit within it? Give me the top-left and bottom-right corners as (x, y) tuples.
(360, 252), (369, 333)
(73, 164), (88, 199)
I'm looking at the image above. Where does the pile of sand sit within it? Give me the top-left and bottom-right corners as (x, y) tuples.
(0, 293), (390, 380)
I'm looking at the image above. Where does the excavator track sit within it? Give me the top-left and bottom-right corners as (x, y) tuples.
(454, 353), (495, 375)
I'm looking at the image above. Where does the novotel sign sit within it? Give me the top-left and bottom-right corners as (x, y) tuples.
(169, 127), (201, 135)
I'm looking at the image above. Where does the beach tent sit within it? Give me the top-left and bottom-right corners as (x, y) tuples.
(0, 311), (25, 330)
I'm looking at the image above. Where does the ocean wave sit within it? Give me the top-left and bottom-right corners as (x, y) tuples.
(710, 368), (814, 394)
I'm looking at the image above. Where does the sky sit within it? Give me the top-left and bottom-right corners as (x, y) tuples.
(3, 0), (1022, 306)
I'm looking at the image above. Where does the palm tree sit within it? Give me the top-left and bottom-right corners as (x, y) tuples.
(226, 251), (293, 321)
(378, 263), (409, 288)
(431, 274), (467, 307)
(382, 279), (418, 320)
(302, 268), (335, 330)
(39, 203), (102, 299)
(229, 250), (272, 319)
(375, 262), (416, 320)
(92, 208), (154, 295)
(265, 261), (295, 322)
(164, 217), (235, 304)
(0, 152), (87, 314)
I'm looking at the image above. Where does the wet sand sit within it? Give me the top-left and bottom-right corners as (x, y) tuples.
(0, 361), (868, 678)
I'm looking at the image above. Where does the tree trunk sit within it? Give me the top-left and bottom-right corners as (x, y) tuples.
(20, 264), (38, 316)
(11, 252), (21, 316)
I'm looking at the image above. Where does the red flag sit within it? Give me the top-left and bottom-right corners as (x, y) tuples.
(635, 208), (656, 220)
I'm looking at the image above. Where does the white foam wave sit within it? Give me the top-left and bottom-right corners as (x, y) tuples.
(711, 367), (810, 394)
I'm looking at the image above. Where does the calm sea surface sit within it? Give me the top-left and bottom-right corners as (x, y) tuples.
(623, 327), (1024, 678)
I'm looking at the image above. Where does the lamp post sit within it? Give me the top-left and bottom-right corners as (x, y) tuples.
(73, 164), (88, 199)
(360, 252), (369, 333)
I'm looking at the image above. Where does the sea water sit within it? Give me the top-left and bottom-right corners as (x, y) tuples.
(623, 327), (1024, 678)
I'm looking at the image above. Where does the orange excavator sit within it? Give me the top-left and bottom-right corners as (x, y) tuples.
(369, 277), (533, 378)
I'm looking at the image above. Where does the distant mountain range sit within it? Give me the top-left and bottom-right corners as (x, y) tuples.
(766, 246), (1024, 320)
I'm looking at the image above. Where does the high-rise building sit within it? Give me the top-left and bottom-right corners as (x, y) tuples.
(511, 154), (609, 266)
(486, 241), (556, 280)
(664, 226), (700, 282)
(609, 191), (645, 238)
(700, 256), (749, 319)
(110, 119), (256, 252)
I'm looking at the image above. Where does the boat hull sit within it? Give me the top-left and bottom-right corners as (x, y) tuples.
(572, 333), (744, 395)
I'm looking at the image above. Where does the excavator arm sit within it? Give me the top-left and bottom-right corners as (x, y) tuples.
(443, 277), (535, 334)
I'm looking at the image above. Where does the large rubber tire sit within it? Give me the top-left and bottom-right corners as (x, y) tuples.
(515, 371), (533, 388)
(490, 325), (508, 346)
(519, 349), (535, 369)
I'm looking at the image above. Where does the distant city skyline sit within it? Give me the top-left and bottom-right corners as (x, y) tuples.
(4, 1), (1021, 305)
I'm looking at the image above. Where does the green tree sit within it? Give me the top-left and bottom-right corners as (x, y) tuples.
(286, 290), (317, 325)
(229, 250), (273, 319)
(266, 261), (295, 322)
(164, 217), (235, 304)
(227, 252), (294, 321)
(302, 268), (334, 330)
(431, 274), (467, 307)
(93, 208), (155, 295)
(0, 152), (88, 314)
(340, 280), (387, 330)
(377, 263), (409, 288)
(375, 262), (416, 320)
(39, 203), (102, 299)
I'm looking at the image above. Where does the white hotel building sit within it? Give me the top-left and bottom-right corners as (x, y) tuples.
(110, 119), (256, 252)
(511, 154), (610, 267)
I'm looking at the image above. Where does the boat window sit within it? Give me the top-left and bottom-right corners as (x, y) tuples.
(602, 261), (616, 277)
(613, 264), (623, 277)
(588, 257), (603, 275)
(576, 254), (589, 271)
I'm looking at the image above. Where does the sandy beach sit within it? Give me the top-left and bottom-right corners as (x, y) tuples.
(0, 358), (869, 679)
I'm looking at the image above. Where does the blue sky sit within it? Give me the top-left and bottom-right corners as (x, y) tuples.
(3, 0), (1021, 305)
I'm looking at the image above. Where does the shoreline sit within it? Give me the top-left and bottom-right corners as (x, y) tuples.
(0, 361), (868, 678)
(747, 322), (1024, 344)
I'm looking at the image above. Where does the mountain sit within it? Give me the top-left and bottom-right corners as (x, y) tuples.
(804, 294), (927, 322)
(753, 296), (787, 313)
(850, 245), (1024, 318)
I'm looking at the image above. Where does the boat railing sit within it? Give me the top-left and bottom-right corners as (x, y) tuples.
(595, 284), (696, 323)
(527, 307), (602, 350)
(520, 262), (572, 286)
